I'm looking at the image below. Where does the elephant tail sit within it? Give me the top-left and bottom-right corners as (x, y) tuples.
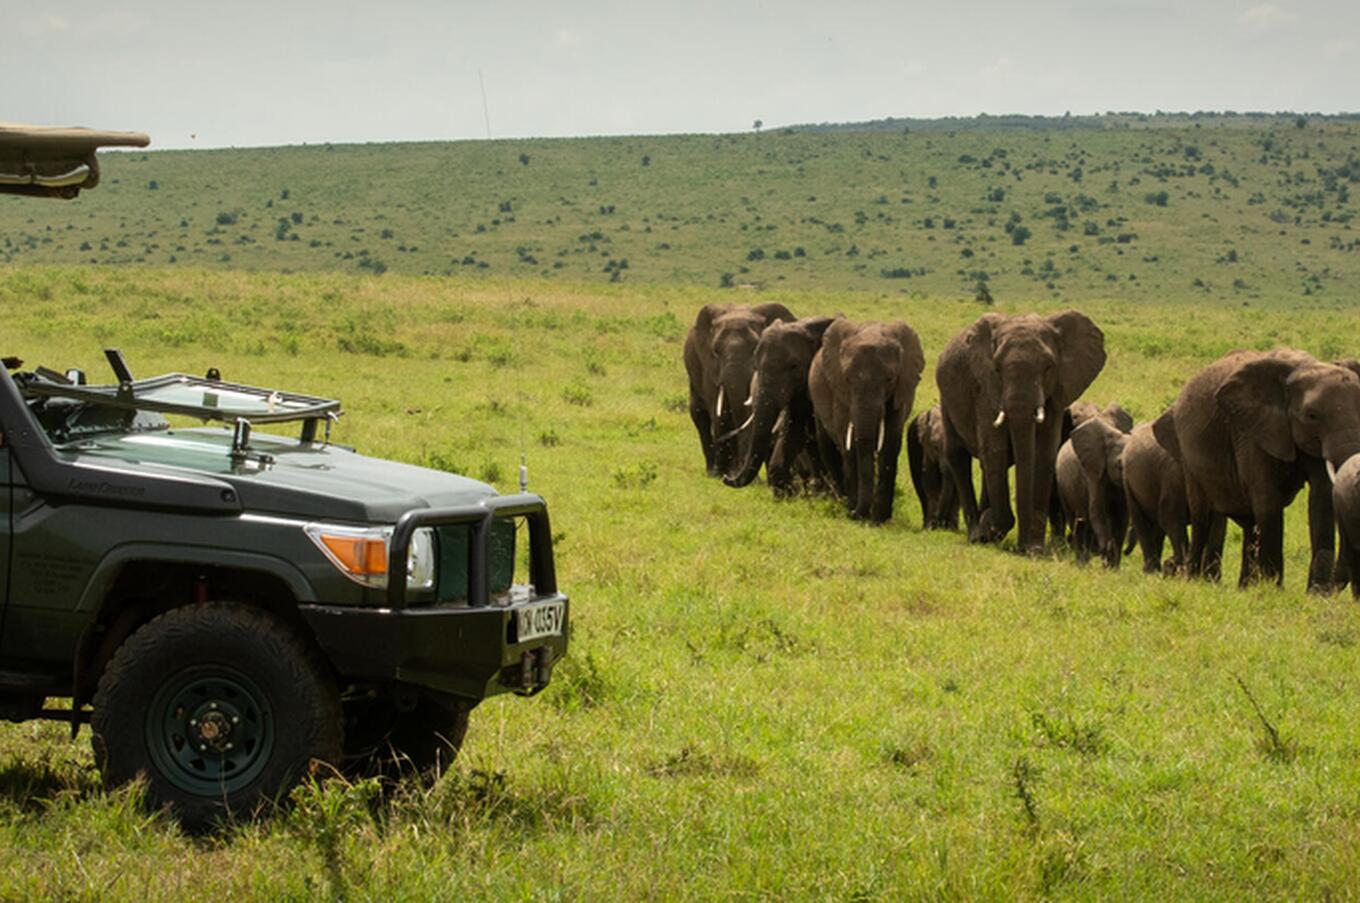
(1123, 523), (1137, 556)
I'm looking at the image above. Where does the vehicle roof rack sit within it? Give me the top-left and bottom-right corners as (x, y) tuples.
(19, 349), (342, 448)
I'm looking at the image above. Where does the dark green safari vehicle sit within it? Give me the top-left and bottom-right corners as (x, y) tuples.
(0, 125), (568, 827)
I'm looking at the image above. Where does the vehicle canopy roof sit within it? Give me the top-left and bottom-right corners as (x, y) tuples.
(0, 122), (149, 198)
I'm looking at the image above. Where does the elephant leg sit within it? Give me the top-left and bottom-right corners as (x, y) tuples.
(872, 416), (905, 524)
(1257, 511), (1286, 587)
(766, 415), (804, 498)
(1336, 519), (1354, 594)
(938, 464), (960, 530)
(943, 435), (980, 535)
(976, 444), (1015, 544)
(1129, 501), (1164, 574)
(1185, 484), (1222, 581)
(1306, 466), (1337, 594)
(690, 390), (717, 476)
(815, 423), (846, 498)
(1236, 517), (1260, 588)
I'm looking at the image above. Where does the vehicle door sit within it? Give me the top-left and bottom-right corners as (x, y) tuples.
(0, 438), (9, 620)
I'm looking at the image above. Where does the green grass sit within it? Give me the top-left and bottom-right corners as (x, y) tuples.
(1, 121), (1356, 306)
(0, 265), (1358, 898)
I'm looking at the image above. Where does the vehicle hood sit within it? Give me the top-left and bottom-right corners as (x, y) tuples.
(61, 427), (497, 523)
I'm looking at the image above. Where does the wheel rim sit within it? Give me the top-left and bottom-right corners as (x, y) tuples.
(145, 666), (274, 796)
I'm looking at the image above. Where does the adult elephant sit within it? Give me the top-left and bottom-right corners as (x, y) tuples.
(907, 406), (960, 529)
(809, 318), (925, 522)
(683, 303), (795, 477)
(1153, 349), (1360, 589)
(724, 316), (837, 496)
(1122, 421), (1190, 575)
(1055, 405), (1133, 566)
(936, 311), (1106, 553)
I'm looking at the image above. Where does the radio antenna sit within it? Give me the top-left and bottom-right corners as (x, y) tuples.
(478, 69), (492, 140)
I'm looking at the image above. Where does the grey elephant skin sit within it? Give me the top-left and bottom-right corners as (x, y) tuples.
(1122, 421), (1190, 575)
(1332, 455), (1360, 597)
(809, 318), (925, 522)
(907, 406), (960, 529)
(683, 303), (795, 478)
(1154, 349), (1360, 589)
(724, 316), (837, 496)
(1055, 404), (1133, 566)
(936, 311), (1106, 553)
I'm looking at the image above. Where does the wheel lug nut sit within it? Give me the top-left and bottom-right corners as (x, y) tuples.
(231, 716), (239, 724)
(209, 702), (218, 710)
(199, 745), (207, 752)
(225, 743), (233, 750)
(189, 719), (197, 726)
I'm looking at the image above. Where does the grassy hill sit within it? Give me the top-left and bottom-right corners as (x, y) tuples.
(0, 266), (1358, 897)
(2, 120), (1357, 305)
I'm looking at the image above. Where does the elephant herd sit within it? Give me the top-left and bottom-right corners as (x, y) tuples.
(684, 302), (1360, 596)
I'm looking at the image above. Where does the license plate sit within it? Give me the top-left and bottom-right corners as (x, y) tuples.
(516, 600), (565, 642)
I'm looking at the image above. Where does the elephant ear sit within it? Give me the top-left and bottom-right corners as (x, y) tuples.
(751, 302), (796, 328)
(1103, 403), (1134, 433)
(891, 321), (926, 380)
(1333, 358), (1360, 382)
(1047, 310), (1106, 406)
(1071, 419), (1113, 485)
(1152, 407), (1182, 463)
(819, 317), (854, 385)
(693, 303), (725, 349)
(1214, 355), (1297, 461)
(799, 316), (837, 343)
(961, 313), (1007, 406)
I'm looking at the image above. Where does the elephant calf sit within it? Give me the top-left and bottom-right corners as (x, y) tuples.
(1122, 421), (1190, 575)
(1054, 405), (1132, 567)
(1333, 455), (1360, 597)
(809, 318), (925, 523)
(907, 406), (959, 529)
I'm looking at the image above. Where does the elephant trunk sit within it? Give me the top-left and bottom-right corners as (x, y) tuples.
(714, 369), (754, 477)
(1008, 403), (1042, 553)
(1323, 428), (1360, 480)
(724, 393), (782, 488)
(849, 398), (885, 519)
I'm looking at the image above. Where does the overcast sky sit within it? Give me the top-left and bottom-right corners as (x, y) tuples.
(6, 0), (1358, 149)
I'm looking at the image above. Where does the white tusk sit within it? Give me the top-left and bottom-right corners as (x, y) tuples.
(772, 408), (788, 435)
(845, 423), (855, 451)
(877, 418), (886, 453)
(1327, 459), (1338, 483)
(993, 410), (1006, 428)
(715, 412), (754, 443)
(746, 372), (759, 407)
(1035, 405), (1046, 424)
(744, 395), (753, 408)
(716, 387), (725, 419)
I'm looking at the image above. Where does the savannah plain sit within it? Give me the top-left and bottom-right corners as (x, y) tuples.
(1, 115), (1359, 899)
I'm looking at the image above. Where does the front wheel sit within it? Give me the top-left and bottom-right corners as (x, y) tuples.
(91, 602), (342, 830)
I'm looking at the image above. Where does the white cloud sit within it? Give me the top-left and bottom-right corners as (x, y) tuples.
(980, 56), (1012, 80)
(1238, 3), (1298, 34)
(553, 27), (587, 50)
(1323, 38), (1356, 60)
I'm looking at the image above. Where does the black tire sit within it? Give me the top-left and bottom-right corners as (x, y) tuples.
(91, 602), (342, 830)
(342, 690), (470, 780)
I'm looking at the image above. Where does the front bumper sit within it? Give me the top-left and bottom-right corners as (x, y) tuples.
(298, 593), (569, 700)
(300, 493), (568, 701)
